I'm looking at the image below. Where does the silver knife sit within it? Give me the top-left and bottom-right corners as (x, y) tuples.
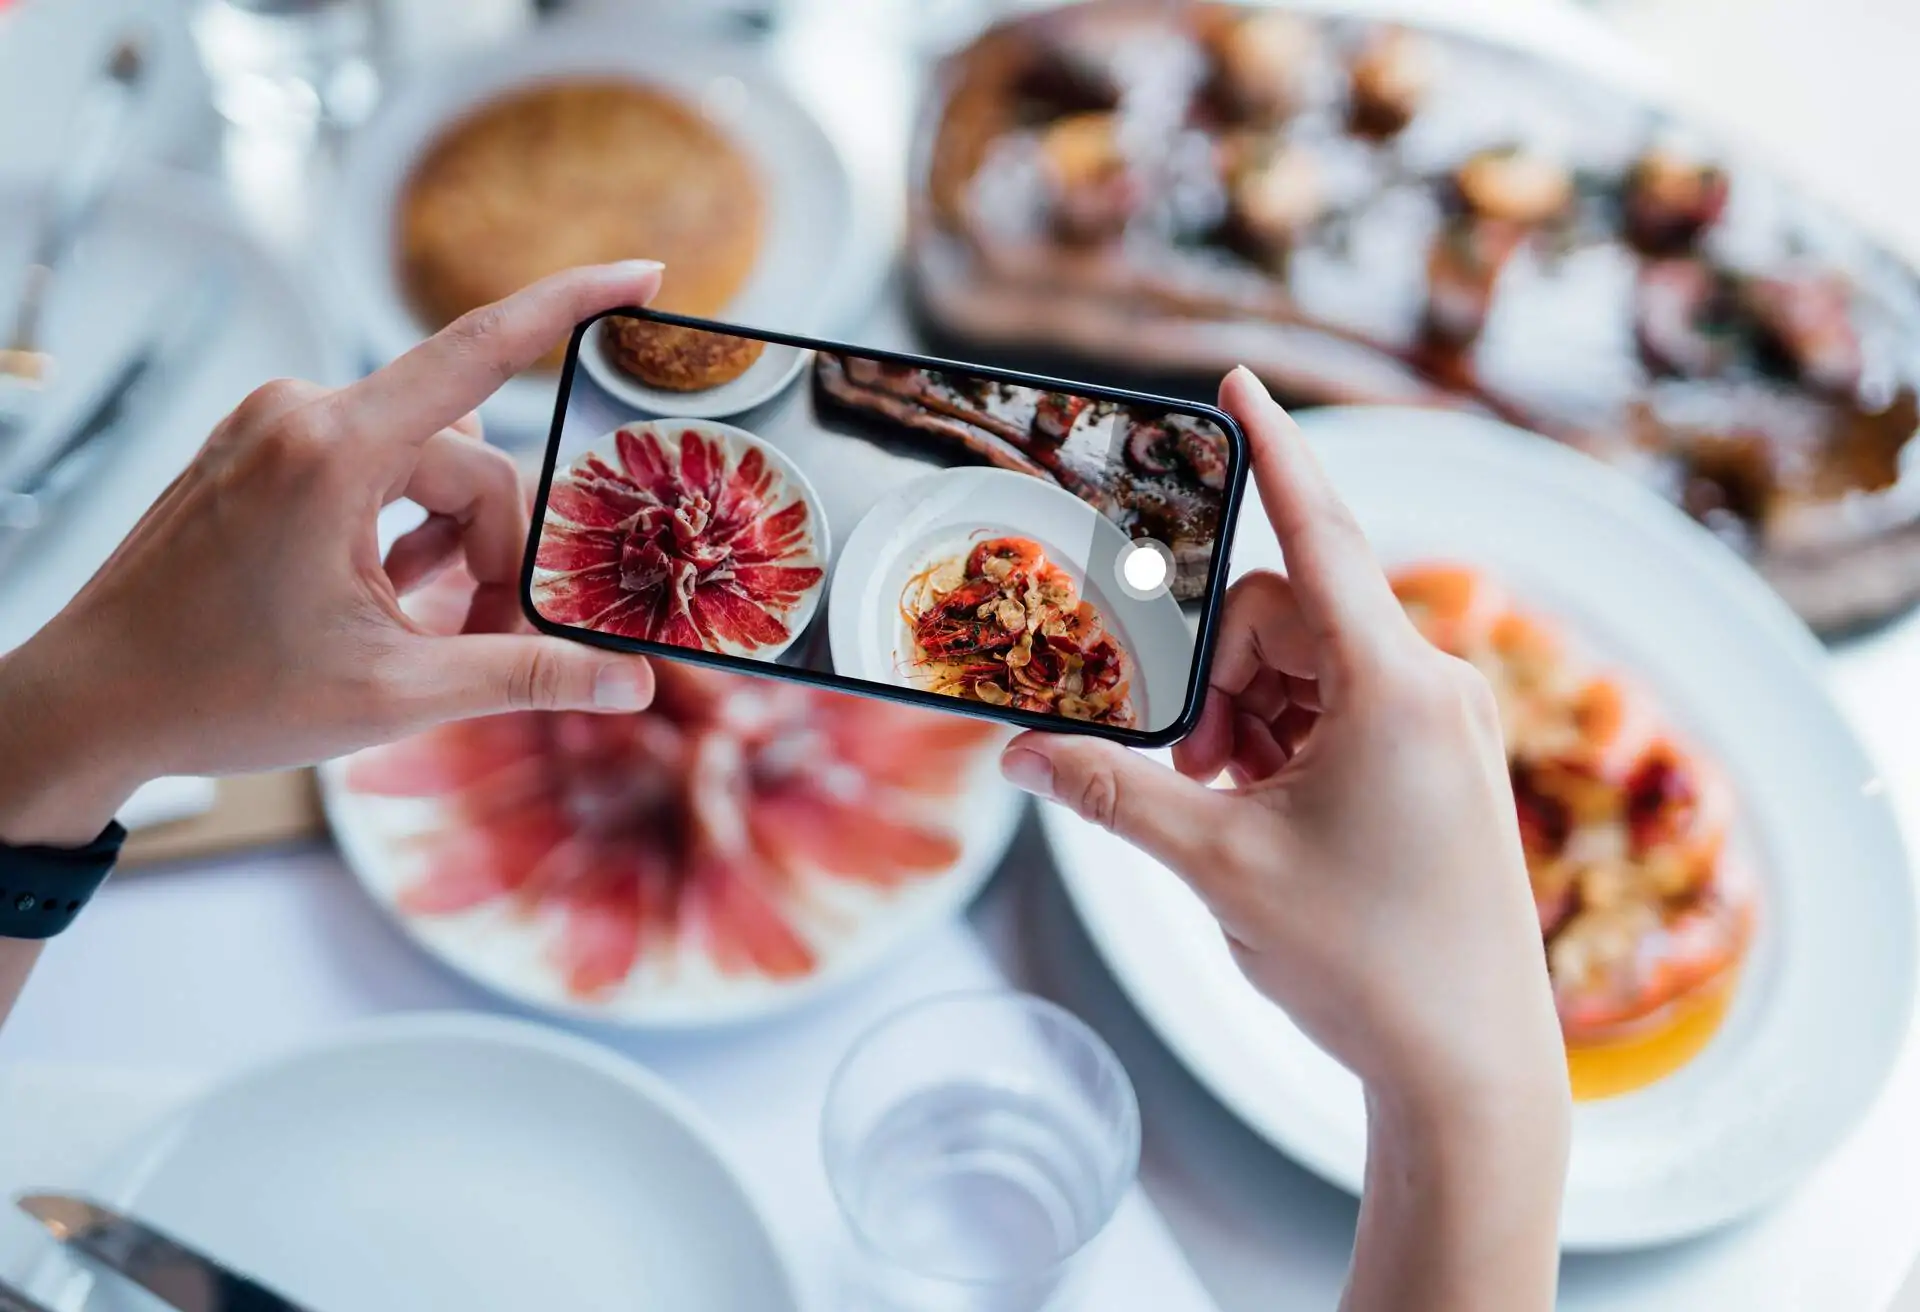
(0, 1276), (55, 1312)
(0, 264), (233, 539)
(17, 1193), (311, 1312)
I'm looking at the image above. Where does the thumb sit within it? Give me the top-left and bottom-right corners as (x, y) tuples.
(1002, 731), (1234, 874)
(417, 634), (655, 720)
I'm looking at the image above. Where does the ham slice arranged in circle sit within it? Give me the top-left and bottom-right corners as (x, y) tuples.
(533, 421), (827, 657)
(347, 657), (999, 1001)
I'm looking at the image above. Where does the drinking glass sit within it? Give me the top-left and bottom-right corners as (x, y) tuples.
(190, 0), (378, 139)
(822, 992), (1140, 1311)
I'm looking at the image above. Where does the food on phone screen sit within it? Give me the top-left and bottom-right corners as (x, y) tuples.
(347, 653), (998, 999)
(399, 80), (764, 368)
(1394, 564), (1757, 1099)
(902, 536), (1135, 728)
(814, 353), (1226, 600)
(532, 421), (825, 657)
(603, 316), (767, 392)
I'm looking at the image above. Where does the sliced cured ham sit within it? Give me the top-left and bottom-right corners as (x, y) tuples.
(532, 422), (825, 656)
(346, 632), (997, 1000)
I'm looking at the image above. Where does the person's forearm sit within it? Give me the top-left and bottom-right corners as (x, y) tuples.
(0, 643), (141, 845)
(0, 642), (147, 1025)
(0, 940), (43, 1027)
(1342, 1079), (1570, 1312)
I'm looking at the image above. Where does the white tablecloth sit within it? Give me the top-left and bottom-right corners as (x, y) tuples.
(0, 850), (1218, 1311)
(7, 0), (1920, 1308)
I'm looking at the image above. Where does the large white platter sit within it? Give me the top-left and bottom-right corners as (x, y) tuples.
(1044, 405), (1917, 1249)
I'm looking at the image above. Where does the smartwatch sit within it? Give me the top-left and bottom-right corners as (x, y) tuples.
(0, 822), (125, 940)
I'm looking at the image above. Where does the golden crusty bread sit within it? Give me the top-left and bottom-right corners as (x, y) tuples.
(399, 80), (765, 370)
(602, 316), (765, 392)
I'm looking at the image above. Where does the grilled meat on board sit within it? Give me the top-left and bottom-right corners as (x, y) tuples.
(814, 352), (1225, 600)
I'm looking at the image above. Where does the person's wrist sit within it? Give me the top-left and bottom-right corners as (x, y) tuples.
(0, 634), (155, 846)
(1364, 1036), (1571, 1195)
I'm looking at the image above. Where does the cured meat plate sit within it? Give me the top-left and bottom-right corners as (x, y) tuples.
(319, 576), (1022, 1029)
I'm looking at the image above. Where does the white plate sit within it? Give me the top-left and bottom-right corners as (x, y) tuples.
(317, 723), (1021, 1032)
(828, 467), (1193, 735)
(0, 167), (348, 652)
(535, 418), (830, 661)
(322, 20), (871, 436)
(22, 1013), (800, 1311)
(1044, 406), (1917, 1250)
(578, 318), (811, 420)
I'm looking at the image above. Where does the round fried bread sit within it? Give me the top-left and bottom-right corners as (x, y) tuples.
(399, 80), (764, 370)
(602, 317), (765, 391)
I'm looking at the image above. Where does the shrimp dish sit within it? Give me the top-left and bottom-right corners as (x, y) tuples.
(901, 535), (1135, 728)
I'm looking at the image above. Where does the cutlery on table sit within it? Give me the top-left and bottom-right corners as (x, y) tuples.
(18, 1193), (310, 1312)
(0, 264), (232, 568)
(0, 32), (149, 449)
(0, 1277), (55, 1312)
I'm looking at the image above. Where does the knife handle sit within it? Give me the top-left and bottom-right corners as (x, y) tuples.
(224, 1275), (304, 1312)
(0, 1279), (54, 1312)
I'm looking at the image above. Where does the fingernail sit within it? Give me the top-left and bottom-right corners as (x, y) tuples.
(593, 664), (650, 711)
(613, 259), (664, 277)
(1000, 747), (1056, 799)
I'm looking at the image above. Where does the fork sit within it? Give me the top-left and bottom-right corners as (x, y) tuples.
(0, 33), (148, 454)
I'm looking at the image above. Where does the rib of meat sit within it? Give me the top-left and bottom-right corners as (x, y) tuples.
(815, 352), (1223, 599)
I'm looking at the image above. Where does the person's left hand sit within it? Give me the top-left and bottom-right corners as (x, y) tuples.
(0, 261), (664, 846)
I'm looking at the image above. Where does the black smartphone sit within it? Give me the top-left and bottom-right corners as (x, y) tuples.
(523, 309), (1249, 747)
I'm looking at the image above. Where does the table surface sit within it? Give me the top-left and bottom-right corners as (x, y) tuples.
(8, 0), (1920, 1308)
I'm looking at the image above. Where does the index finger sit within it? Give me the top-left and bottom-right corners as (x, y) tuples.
(338, 261), (664, 445)
(1217, 367), (1408, 650)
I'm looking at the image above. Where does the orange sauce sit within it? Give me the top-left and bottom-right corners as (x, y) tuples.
(1566, 977), (1736, 1101)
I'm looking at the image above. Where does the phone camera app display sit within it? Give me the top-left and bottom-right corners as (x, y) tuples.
(533, 314), (1234, 736)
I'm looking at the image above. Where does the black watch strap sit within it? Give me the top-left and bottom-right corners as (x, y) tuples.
(0, 821), (125, 940)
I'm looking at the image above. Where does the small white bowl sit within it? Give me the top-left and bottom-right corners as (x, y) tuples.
(578, 317), (811, 420)
(533, 418), (829, 662)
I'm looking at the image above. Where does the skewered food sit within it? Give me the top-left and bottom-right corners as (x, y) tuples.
(814, 354), (1226, 600)
(917, 2), (1920, 632)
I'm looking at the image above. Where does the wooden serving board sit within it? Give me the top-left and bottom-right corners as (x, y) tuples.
(119, 770), (326, 869)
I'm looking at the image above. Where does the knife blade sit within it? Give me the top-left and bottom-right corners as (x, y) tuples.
(0, 1276), (55, 1312)
(17, 1193), (311, 1312)
(0, 263), (233, 534)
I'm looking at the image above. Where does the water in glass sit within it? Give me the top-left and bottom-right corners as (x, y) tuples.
(824, 993), (1139, 1312)
(191, 0), (376, 135)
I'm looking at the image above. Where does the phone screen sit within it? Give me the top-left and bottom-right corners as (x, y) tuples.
(526, 311), (1245, 744)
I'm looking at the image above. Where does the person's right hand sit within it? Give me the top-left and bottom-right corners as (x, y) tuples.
(1002, 368), (1564, 1109)
(1000, 369), (1569, 1310)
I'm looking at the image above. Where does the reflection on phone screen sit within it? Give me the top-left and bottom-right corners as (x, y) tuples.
(531, 313), (1234, 736)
